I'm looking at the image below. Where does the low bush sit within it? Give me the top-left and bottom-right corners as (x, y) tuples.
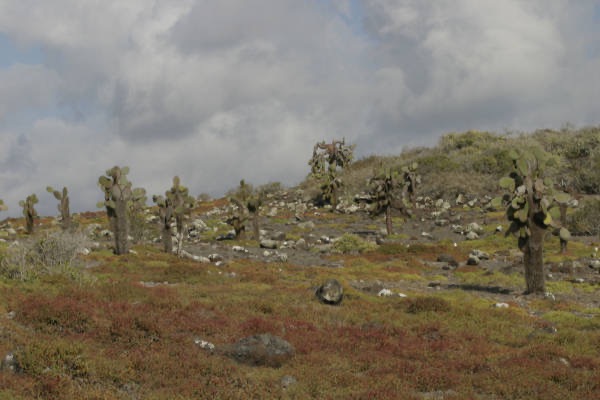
(569, 198), (600, 237)
(332, 233), (377, 254)
(0, 231), (91, 281)
(403, 296), (452, 314)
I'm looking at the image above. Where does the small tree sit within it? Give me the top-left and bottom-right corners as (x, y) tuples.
(98, 166), (141, 255)
(46, 186), (71, 231)
(0, 199), (7, 213)
(493, 149), (572, 294)
(19, 194), (38, 234)
(308, 138), (355, 209)
(368, 163), (419, 235)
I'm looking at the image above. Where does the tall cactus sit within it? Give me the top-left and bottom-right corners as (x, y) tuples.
(308, 138), (355, 209)
(228, 180), (263, 240)
(19, 194), (38, 234)
(46, 186), (71, 231)
(98, 166), (134, 255)
(493, 149), (572, 294)
(165, 176), (195, 256)
(368, 163), (419, 235)
(152, 194), (173, 254)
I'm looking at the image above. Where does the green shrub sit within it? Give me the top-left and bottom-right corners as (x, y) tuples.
(569, 199), (600, 236)
(332, 233), (377, 254)
(404, 296), (451, 313)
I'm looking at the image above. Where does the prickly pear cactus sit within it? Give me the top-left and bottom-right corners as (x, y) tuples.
(308, 139), (355, 209)
(47, 186), (71, 231)
(19, 194), (38, 234)
(236, 180), (263, 240)
(98, 166), (134, 255)
(369, 163), (419, 235)
(493, 149), (572, 294)
(152, 194), (174, 254)
(166, 176), (195, 256)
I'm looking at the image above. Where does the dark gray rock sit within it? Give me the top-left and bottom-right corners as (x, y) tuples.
(222, 334), (295, 368)
(271, 231), (287, 241)
(316, 279), (344, 305)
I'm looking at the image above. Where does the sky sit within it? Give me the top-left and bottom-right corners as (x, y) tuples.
(1, 0), (599, 217)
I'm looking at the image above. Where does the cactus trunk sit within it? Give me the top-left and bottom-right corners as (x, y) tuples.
(385, 206), (392, 236)
(522, 222), (546, 294)
(113, 198), (130, 255)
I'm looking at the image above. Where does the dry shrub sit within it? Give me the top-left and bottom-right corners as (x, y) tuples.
(1, 231), (91, 281)
(404, 296), (452, 314)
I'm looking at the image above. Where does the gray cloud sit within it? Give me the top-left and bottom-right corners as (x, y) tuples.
(0, 0), (598, 217)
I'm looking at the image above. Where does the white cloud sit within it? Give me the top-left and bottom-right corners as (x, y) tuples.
(0, 0), (598, 217)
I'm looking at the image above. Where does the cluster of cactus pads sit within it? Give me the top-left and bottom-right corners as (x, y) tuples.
(227, 180), (263, 240)
(309, 139), (355, 209)
(19, 194), (38, 234)
(98, 166), (146, 255)
(369, 162), (420, 235)
(46, 186), (71, 231)
(493, 149), (572, 294)
(153, 176), (195, 256)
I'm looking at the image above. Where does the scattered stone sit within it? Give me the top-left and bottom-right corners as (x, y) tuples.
(216, 233), (236, 241)
(277, 253), (288, 263)
(452, 225), (464, 234)
(494, 303), (509, 308)
(298, 221), (316, 230)
(208, 254), (223, 262)
(316, 279), (344, 305)
(377, 288), (393, 297)
(260, 240), (279, 249)
(232, 246), (248, 253)
(194, 338), (216, 352)
(467, 255), (480, 266)
(545, 292), (556, 301)
(589, 260), (600, 271)
(281, 375), (297, 389)
(470, 249), (489, 260)
(465, 231), (479, 240)
(434, 219), (449, 227)
(271, 231), (286, 241)
(466, 222), (484, 233)
(263, 250), (272, 257)
(222, 333), (295, 368)
(467, 199), (478, 207)
(267, 207), (279, 217)
(428, 281), (442, 288)
(320, 235), (331, 244)
(421, 232), (434, 239)
(455, 194), (466, 205)
(495, 225), (503, 233)
(572, 278), (585, 284)
(1, 352), (20, 373)
(295, 238), (308, 250)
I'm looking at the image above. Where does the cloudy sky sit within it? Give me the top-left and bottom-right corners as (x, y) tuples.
(1, 0), (599, 217)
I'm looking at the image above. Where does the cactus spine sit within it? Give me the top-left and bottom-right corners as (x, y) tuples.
(98, 166), (134, 255)
(494, 149), (572, 294)
(47, 186), (71, 231)
(19, 194), (38, 234)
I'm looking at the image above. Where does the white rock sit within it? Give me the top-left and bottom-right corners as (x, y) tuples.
(377, 288), (393, 297)
(194, 338), (215, 351)
(494, 303), (509, 308)
(232, 245), (248, 253)
(465, 231), (479, 240)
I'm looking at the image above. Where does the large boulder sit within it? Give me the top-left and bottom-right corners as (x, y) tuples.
(316, 279), (344, 305)
(221, 334), (295, 368)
